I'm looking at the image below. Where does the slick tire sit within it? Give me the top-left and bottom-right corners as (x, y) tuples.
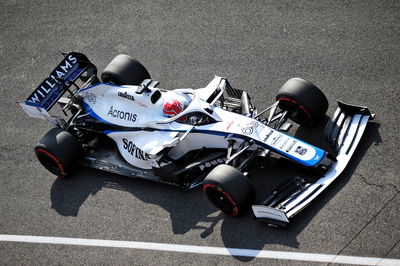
(276, 78), (329, 126)
(35, 128), (82, 177)
(203, 165), (255, 216)
(101, 54), (151, 85)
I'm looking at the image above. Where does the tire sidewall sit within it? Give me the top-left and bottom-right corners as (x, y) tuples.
(276, 78), (329, 126)
(203, 165), (255, 216)
(35, 128), (82, 177)
(101, 54), (150, 86)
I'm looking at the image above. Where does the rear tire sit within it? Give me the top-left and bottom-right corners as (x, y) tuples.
(276, 78), (329, 126)
(101, 54), (151, 85)
(35, 128), (82, 177)
(203, 165), (255, 216)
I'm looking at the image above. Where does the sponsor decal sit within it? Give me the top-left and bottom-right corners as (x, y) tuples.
(279, 137), (289, 150)
(199, 158), (227, 171)
(122, 138), (148, 161)
(118, 91), (135, 101)
(271, 135), (283, 146)
(241, 121), (259, 135)
(286, 140), (297, 153)
(294, 146), (308, 155)
(27, 54), (77, 104)
(107, 106), (137, 123)
(263, 130), (273, 142)
(82, 92), (96, 104)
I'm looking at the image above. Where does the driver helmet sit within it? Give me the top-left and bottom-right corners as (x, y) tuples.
(163, 99), (184, 116)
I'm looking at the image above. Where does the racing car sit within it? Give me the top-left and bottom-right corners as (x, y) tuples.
(18, 52), (374, 227)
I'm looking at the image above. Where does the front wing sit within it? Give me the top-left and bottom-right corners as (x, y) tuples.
(252, 101), (374, 226)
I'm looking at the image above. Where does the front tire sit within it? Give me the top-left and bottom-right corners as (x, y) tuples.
(276, 78), (329, 126)
(35, 128), (82, 177)
(203, 165), (255, 216)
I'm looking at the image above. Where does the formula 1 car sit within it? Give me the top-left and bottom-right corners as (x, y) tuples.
(18, 52), (374, 227)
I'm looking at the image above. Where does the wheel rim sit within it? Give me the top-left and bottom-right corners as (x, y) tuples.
(35, 149), (65, 177)
(204, 184), (239, 216)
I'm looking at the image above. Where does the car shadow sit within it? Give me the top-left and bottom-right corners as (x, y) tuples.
(50, 166), (222, 235)
(50, 121), (380, 261)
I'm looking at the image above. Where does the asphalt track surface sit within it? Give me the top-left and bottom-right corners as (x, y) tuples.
(1, 0), (399, 265)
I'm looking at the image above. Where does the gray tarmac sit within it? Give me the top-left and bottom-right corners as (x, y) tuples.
(1, 0), (399, 265)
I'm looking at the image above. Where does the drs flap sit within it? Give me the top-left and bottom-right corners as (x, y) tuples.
(25, 52), (96, 110)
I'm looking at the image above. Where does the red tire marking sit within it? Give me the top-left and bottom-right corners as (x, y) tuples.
(35, 149), (66, 177)
(277, 97), (314, 125)
(203, 183), (213, 191)
(203, 183), (239, 216)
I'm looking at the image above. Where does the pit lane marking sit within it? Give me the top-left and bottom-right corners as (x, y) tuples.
(0, 234), (399, 265)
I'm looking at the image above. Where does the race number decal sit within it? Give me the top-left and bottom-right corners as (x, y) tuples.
(240, 121), (259, 135)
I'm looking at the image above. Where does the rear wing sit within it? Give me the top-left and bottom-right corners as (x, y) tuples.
(23, 52), (97, 111)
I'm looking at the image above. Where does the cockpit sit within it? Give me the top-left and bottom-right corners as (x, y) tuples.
(157, 89), (222, 126)
(135, 76), (231, 126)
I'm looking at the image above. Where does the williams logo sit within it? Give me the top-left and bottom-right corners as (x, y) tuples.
(107, 106), (137, 123)
(118, 91), (135, 101)
(27, 54), (78, 105)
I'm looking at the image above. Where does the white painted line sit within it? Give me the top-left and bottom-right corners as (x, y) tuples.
(0, 234), (399, 265)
